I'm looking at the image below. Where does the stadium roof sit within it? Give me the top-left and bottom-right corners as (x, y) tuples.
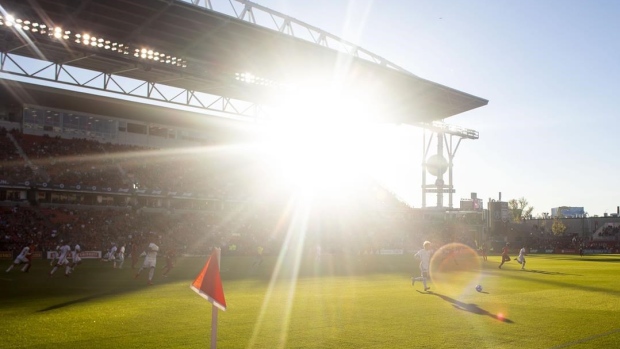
(0, 0), (488, 124)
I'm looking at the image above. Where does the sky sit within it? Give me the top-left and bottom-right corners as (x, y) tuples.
(251, 0), (620, 217)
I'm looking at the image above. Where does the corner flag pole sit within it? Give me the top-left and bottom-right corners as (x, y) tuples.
(211, 304), (218, 348)
(190, 247), (227, 349)
(210, 247), (221, 349)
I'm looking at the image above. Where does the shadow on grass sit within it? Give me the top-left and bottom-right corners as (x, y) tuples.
(37, 290), (120, 312)
(520, 269), (583, 276)
(421, 291), (514, 323)
(555, 256), (620, 263)
(485, 268), (620, 297)
(490, 261), (582, 276)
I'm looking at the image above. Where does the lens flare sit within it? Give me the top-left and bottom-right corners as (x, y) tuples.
(429, 243), (482, 294)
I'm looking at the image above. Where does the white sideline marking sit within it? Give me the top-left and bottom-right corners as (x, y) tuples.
(550, 328), (620, 349)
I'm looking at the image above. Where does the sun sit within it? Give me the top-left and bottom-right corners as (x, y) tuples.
(255, 95), (420, 206)
(257, 121), (361, 195)
(249, 76), (422, 206)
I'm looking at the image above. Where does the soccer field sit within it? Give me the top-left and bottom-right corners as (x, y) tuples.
(2, 253), (619, 349)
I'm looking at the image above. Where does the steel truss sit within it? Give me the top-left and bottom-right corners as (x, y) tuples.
(0, 52), (265, 122)
(188, 0), (411, 75)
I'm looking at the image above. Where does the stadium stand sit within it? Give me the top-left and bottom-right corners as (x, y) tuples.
(2, 126), (618, 259)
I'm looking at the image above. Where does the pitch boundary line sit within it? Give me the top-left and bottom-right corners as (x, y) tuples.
(550, 328), (620, 349)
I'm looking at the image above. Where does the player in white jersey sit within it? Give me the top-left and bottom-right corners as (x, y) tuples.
(105, 243), (118, 265)
(50, 242), (72, 276)
(6, 245), (31, 272)
(114, 244), (126, 269)
(135, 242), (159, 285)
(69, 244), (82, 273)
(412, 241), (433, 292)
(49, 243), (61, 266)
(515, 246), (527, 270)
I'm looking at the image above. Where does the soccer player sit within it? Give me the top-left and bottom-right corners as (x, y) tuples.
(115, 244), (126, 269)
(50, 242), (72, 276)
(516, 246), (527, 270)
(130, 242), (139, 269)
(252, 245), (264, 267)
(135, 242), (159, 285)
(315, 244), (322, 263)
(480, 243), (488, 262)
(6, 244), (32, 273)
(499, 243), (511, 269)
(412, 241), (432, 292)
(49, 242), (61, 267)
(22, 242), (36, 272)
(69, 243), (82, 273)
(108, 243), (118, 267)
(161, 247), (176, 277)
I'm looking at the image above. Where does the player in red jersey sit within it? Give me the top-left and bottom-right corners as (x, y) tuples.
(162, 247), (176, 277)
(130, 242), (139, 269)
(498, 243), (511, 269)
(480, 242), (488, 262)
(22, 243), (36, 272)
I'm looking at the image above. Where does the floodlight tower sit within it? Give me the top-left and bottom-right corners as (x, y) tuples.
(420, 121), (479, 209)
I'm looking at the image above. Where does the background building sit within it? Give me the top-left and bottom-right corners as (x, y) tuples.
(551, 207), (585, 218)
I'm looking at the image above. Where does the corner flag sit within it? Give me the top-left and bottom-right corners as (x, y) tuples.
(191, 248), (227, 311)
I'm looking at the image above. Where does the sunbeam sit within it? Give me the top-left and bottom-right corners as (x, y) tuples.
(247, 193), (313, 348)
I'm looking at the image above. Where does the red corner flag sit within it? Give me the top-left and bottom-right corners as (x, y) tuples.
(191, 248), (227, 311)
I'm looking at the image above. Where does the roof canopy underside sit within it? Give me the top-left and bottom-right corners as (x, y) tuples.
(0, 0), (488, 124)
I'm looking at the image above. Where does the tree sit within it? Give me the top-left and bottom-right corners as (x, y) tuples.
(552, 217), (567, 236)
(508, 197), (534, 222)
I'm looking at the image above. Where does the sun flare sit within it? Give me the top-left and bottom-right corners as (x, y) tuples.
(255, 120), (420, 207)
(251, 77), (422, 206)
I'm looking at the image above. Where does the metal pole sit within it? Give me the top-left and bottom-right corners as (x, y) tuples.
(211, 305), (218, 349)
(211, 247), (221, 349)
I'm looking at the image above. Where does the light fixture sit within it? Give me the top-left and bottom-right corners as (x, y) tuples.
(1, 13), (188, 68)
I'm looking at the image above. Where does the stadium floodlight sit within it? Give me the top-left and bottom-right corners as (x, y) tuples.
(0, 14), (187, 67)
(235, 72), (282, 88)
(419, 120), (479, 140)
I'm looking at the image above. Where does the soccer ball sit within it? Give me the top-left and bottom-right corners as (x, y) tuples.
(475, 284), (483, 292)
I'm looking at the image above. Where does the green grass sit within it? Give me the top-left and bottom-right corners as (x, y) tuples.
(2, 253), (620, 349)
